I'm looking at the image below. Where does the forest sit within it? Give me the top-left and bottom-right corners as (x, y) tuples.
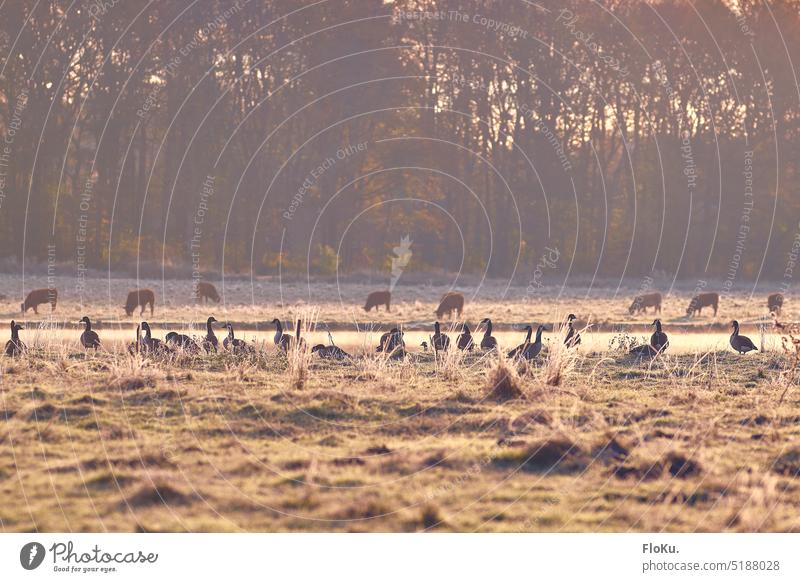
(0, 0), (798, 283)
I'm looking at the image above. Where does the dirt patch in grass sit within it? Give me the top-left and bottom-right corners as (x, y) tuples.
(664, 452), (702, 479)
(494, 438), (588, 474)
(772, 449), (800, 477)
(122, 482), (197, 508)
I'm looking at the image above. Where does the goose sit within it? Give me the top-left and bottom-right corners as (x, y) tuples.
(508, 325), (532, 359)
(456, 323), (474, 351)
(523, 325), (546, 360)
(479, 318), (497, 351)
(127, 324), (141, 355)
(650, 319), (669, 353)
(730, 320), (758, 354)
(202, 316), (219, 353)
(377, 328), (400, 353)
(165, 331), (198, 352)
(377, 328), (405, 357)
(564, 314), (581, 348)
(140, 322), (170, 354)
(79, 316), (101, 350)
(293, 319), (306, 351)
(311, 344), (351, 360)
(224, 323), (254, 354)
(629, 320), (667, 358)
(5, 320), (25, 356)
(420, 341), (429, 352)
(272, 318), (291, 352)
(432, 322), (450, 352)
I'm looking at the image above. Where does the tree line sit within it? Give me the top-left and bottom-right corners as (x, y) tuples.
(0, 0), (798, 287)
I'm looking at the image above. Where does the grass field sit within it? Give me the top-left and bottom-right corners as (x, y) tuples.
(2, 313), (800, 532)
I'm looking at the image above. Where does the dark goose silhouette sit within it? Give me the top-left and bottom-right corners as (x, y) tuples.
(479, 318), (498, 351)
(564, 314), (581, 348)
(140, 322), (170, 354)
(457, 323), (474, 351)
(377, 328), (405, 358)
(5, 320), (25, 356)
(730, 320), (758, 354)
(311, 344), (351, 360)
(650, 319), (669, 353)
(202, 316), (219, 353)
(508, 325), (532, 359)
(79, 316), (101, 350)
(224, 323), (254, 354)
(272, 318), (291, 352)
(165, 331), (198, 352)
(432, 322), (450, 352)
(629, 319), (667, 357)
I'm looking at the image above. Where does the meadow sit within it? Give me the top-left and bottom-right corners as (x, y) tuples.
(1, 277), (799, 532)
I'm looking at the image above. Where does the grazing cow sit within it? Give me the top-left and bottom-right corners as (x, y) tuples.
(435, 291), (464, 319)
(628, 292), (662, 315)
(767, 293), (784, 315)
(124, 289), (155, 317)
(22, 288), (58, 314)
(195, 281), (220, 304)
(364, 290), (391, 313)
(686, 292), (719, 317)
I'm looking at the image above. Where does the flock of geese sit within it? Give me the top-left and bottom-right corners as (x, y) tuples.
(3, 313), (759, 360)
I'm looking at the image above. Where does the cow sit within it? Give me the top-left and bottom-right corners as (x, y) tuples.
(22, 288), (58, 314)
(628, 292), (662, 315)
(686, 292), (719, 317)
(195, 281), (221, 304)
(767, 293), (784, 315)
(364, 290), (391, 313)
(435, 291), (464, 319)
(124, 289), (155, 317)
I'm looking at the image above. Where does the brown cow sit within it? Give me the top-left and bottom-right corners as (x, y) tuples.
(22, 288), (57, 314)
(124, 289), (155, 316)
(364, 290), (391, 312)
(686, 292), (719, 317)
(628, 292), (662, 315)
(195, 281), (221, 304)
(435, 291), (464, 319)
(767, 293), (784, 315)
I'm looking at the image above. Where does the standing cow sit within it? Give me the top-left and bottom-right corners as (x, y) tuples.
(364, 290), (391, 313)
(628, 292), (662, 315)
(124, 289), (155, 316)
(195, 282), (221, 304)
(22, 288), (58, 314)
(686, 292), (719, 317)
(435, 291), (465, 319)
(767, 293), (784, 315)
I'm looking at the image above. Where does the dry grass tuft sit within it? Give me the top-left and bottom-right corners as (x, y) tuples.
(485, 353), (523, 401)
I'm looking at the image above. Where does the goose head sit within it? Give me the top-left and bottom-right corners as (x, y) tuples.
(567, 313), (577, 322)
(80, 316), (91, 326)
(207, 316), (218, 326)
(461, 323), (471, 334)
(311, 344), (325, 354)
(731, 320), (740, 331)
